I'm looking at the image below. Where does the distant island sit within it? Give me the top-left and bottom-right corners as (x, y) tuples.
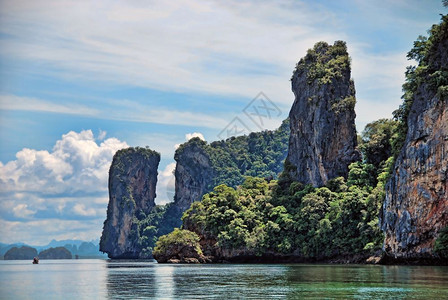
(1, 239), (107, 260)
(38, 247), (72, 259)
(4, 246), (38, 260)
(100, 14), (448, 265)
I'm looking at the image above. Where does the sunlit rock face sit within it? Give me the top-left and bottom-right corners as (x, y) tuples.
(381, 20), (448, 260)
(286, 41), (360, 187)
(100, 147), (160, 259)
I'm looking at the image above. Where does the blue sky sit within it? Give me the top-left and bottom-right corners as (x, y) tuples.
(0, 0), (445, 245)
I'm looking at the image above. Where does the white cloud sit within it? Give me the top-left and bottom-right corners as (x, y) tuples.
(0, 0), (335, 103)
(0, 130), (128, 194)
(12, 204), (35, 218)
(0, 94), (230, 129)
(0, 0), (438, 133)
(0, 130), (128, 245)
(0, 94), (98, 116)
(155, 162), (176, 205)
(97, 130), (107, 141)
(0, 218), (105, 246)
(174, 132), (206, 150)
(186, 132), (205, 141)
(73, 203), (97, 217)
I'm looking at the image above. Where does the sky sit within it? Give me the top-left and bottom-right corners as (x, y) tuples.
(0, 0), (445, 245)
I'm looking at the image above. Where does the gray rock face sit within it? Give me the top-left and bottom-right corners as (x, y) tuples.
(286, 41), (360, 186)
(173, 139), (215, 212)
(100, 147), (160, 258)
(380, 19), (448, 259)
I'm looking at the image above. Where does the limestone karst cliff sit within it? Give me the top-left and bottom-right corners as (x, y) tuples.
(286, 41), (360, 187)
(380, 16), (448, 261)
(173, 138), (215, 212)
(100, 147), (160, 258)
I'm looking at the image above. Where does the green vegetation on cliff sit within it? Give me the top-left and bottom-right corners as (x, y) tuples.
(163, 116), (397, 260)
(137, 120), (290, 257)
(176, 118), (290, 190)
(131, 203), (183, 258)
(392, 14), (448, 158)
(182, 168), (387, 259)
(293, 40), (350, 85)
(152, 229), (202, 263)
(434, 227), (448, 258)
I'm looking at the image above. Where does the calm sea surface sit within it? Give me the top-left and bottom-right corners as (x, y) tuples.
(0, 259), (447, 299)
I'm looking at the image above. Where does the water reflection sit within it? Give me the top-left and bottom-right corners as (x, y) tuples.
(0, 260), (108, 299)
(103, 262), (448, 299)
(5, 260), (445, 299)
(106, 260), (159, 299)
(154, 264), (175, 299)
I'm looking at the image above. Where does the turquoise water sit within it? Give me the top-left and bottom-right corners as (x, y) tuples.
(1, 260), (447, 299)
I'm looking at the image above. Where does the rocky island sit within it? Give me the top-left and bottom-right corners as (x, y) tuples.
(101, 15), (448, 265)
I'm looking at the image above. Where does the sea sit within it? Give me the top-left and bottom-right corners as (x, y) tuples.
(1, 259), (447, 299)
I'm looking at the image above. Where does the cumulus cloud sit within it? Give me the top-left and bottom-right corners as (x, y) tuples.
(0, 130), (128, 195)
(0, 130), (128, 243)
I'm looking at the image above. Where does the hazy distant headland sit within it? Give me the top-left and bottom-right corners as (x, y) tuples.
(1, 239), (107, 260)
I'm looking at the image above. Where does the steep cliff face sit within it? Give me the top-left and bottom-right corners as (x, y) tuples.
(173, 138), (215, 212)
(100, 147), (160, 258)
(287, 41), (360, 187)
(381, 17), (448, 260)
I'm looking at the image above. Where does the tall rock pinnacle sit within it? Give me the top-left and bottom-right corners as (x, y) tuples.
(286, 41), (360, 186)
(100, 147), (160, 258)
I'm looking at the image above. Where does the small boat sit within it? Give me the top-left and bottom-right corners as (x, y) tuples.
(32, 257), (39, 264)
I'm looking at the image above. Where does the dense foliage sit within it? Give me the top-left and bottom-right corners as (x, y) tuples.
(293, 40), (350, 85)
(154, 17), (448, 261)
(137, 120), (290, 256)
(434, 227), (448, 258)
(360, 119), (398, 169)
(176, 118), (290, 190)
(182, 167), (388, 259)
(152, 228), (202, 259)
(392, 14), (448, 158)
(125, 204), (182, 258)
(177, 114), (399, 260)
